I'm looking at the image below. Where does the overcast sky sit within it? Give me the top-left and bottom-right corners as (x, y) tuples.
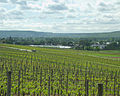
(0, 0), (120, 33)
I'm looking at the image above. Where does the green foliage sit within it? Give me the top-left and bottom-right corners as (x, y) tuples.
(104, 42), (120, 50)
(0, 44), (120, 95)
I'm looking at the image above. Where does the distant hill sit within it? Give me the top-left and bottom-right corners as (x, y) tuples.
(0, 30), (120, 38)
(0, 30), (53, 38)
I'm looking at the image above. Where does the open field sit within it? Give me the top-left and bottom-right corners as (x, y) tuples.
(81, 50), (120, 60)
(0, 44), (120, 96)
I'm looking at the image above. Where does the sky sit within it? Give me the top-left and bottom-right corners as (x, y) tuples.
(0, 0), (120, 33)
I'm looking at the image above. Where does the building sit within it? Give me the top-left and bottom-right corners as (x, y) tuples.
(91, 44), (106, 49)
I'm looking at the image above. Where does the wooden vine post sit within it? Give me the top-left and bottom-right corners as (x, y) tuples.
(98, 83), (103, 96)
(18, 70), (21, 96)
(118, 84), (120, 96)
(7, 71), (12, 96)
(48, 76), (50, 96)
(85, 79), (89, 96)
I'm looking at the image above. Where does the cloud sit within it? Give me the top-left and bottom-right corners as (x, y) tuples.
(2, 9), (24, 20)
(98, 3), (114, 12)
(52, 0), (59, 3)
(17, 1), (31, 10)
(97, 1), (119, 13)
(115, 2), (120, 5)
(66, 15), (77, 19)
(0, 8), (6, 21)
(15, 0), (41, 10)
(43, 11), (61, 14)
(0, 14), (5, 20)
(0, 0), (8, 3)
(0, 0), (120, 33)
(48, 3), (68, 11)
(103, 14), (113, 18)
(9, 10), (23, 16)
(99, 2), (107, 7)
(0, 7), (6, 13)
(9, 0), (18, 4)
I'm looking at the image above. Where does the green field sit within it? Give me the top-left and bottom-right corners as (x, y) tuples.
(0, 44), (120, 96)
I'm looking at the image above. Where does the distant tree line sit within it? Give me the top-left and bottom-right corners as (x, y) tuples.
(0, 37), (120, 50)
(104, 42), (120, 50)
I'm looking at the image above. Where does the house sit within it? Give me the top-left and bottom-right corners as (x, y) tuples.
(91, 44), (106, 49)
(106, 42), (111, 45)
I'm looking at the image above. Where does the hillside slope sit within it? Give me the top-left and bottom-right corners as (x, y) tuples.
(0, 30), (120, 38)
